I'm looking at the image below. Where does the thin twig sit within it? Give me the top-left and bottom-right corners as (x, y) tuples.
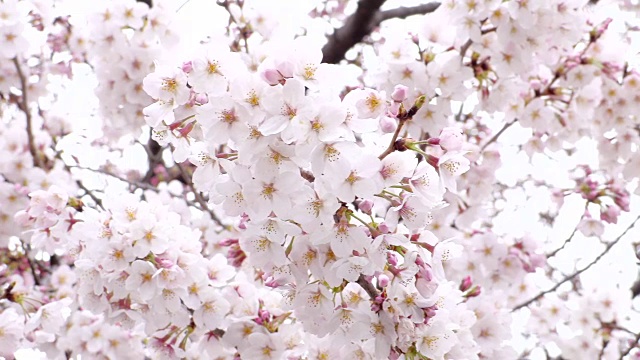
(546, 202), (589, 258)
(619, 331), (640, 359)
(22, 242), (41, 286)
(13, 57), (42, 168)
(175, 162), (225, 228)
(480, 120), (516, 152)
(513, 214), (640, 312)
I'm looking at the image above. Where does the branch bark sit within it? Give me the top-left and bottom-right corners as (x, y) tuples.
(322, 0), (386, 64)
(372, 3), (441, 27)
(13, 57), (42, 168)
(322, 1), (440, 64)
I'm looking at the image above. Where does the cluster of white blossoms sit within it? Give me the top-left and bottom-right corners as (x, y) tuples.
(138, 25), (484, 355)
(2, 0), (640, 359)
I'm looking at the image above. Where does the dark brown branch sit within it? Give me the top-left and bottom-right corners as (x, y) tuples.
(631, 276), (640, 298)
(372, 3), (441, 27)
(136, 0), (152, 7)
(322, 0), (386, 64)
(357, 274), (378, 299)
(322, 1), (440, 64)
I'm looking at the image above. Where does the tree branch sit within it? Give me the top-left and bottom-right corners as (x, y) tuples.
(322, 0), (386, 64)
(322, 1), (441, 64)
(372, 3), (441, 27)
(512, 214), (640, 312)
(176, 162), (226, 228)
(13, 57), (42, 168)
(480, 120), (516, 152)
(620, 331), (640, 360)
(136, 0), (152, 7)
(357, 274), (379, 299)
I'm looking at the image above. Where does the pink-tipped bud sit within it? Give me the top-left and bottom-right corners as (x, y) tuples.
(600, 204), (621, 224)
(391, 84), (409, 102)
(378, 222), (390, 234)
(358, 199), (374, 215)
(155, 257), (174, 269)
(380, 116), (397, 133)
(261, 68), (284, 85)
(195, 93), (209, 105)
(388, 102), (400, 116)
(378, 274), (390, 288)
(459, 276), (473, 292)
(387, 252), (398, 267)
(182, 61), (193, 73)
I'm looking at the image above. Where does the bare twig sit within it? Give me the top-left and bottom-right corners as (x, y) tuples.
(480, 120), (516, 152)
(13, 57), (42, 168)
(546, 202), (589, 258)
(619, 331), (640, 359)
(513, 214), (640, 312)
(22, 242), (41, 286)
(175, 162), (225, 228)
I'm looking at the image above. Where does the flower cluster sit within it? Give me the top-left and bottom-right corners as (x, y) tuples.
(2, 0), (640, 359)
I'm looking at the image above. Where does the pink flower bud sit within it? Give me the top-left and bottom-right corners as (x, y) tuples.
(182, 61), (193, 73)
(388, 102), (400, 116)
(358, 199), (374, 215)
(600, 204), (620, 224)
(459, 276), (473, 292)
(379, 116), (397, 133)
(391, 84), (409, 102)
(378, 222), (390, 234)
(155, 257), (174, 269)
(438, 126), (464, 151)
(378, 274), (390, 288)
(195, 93), (208, 105)
(387, 252), (398, 266)
(260, 68), (284, 85)
(275, 60), (294, 78)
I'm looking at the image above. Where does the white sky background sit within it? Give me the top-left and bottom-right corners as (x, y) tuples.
(20, 0), (640, 358)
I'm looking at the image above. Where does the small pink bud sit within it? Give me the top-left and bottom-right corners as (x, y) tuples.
(600, 204), (620, 224)
(388, 102), (400, 116)
(459, 276), (473, 292)
(275, 60), (294, 78)
(378, 222), (390, 234)
(378, 274), (390, 288)
(379, 116), (397, 133)
(261, 68), (284, 85)
(391, 84), (409, 102)
(195, 93), (209, 105)
(387, 252), (398, 266)
(182, 61), (193, 73)
(358, 199), (374, 215)
(155, 257), (174, 269)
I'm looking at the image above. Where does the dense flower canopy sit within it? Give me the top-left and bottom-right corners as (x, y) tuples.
(2, 0), (640, 359)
